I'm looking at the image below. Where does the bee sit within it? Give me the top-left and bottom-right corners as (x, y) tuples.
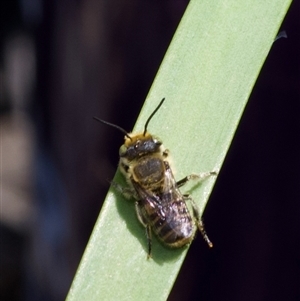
(94, 98), (216, 258)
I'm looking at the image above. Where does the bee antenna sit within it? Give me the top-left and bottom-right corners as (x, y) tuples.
(93, 117), (132, 140)
(143, 98), (165, 136)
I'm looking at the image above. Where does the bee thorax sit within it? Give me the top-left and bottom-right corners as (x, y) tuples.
(132, 156), (165, 189)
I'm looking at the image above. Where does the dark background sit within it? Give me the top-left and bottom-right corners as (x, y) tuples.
(1, 1), (299, 300)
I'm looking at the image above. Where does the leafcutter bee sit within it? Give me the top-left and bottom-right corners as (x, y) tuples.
(94, 98), (216, 258)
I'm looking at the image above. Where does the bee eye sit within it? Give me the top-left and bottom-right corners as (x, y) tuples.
(119, 145), (127, 156)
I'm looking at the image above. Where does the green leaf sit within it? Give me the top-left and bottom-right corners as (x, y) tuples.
(66, 0), (292, 300)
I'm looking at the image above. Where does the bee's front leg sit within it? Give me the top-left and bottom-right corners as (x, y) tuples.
(176, 171), (217, 188)
(111, 181), (137, 199)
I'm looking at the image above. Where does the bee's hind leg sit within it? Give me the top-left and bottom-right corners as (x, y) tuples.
(145, 225), (152, 259)
(135, 201), (152, 259)
(183, 194), (213, 248)
(187, 196), (213, 248)
(176, 171), (217, 188)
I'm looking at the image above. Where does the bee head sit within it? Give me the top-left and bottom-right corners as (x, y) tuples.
(119, 133), (162, 160)
(93, 98), (165, 160)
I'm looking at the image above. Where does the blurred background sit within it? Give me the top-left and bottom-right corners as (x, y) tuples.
(1, 1), (299, 301)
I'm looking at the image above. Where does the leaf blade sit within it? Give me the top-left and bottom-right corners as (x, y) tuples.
(67, 0), (292, 300)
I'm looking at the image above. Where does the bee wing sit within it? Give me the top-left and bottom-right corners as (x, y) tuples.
(162, 163), (182, 203)
(161, 166), (194, 235)
(132, 167), (194, 244)
(131, 179), (169, 227)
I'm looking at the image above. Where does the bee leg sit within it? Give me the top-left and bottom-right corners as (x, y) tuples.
(162, 149), (169, 158)
(188, 197), (213, 248)
(110, 181), (137, 199)
(145, 225), (152, 259)
(176, 171), (217, 188)
(135, 202), (152, 258)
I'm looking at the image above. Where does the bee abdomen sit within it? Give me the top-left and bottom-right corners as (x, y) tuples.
(152, 216), (195, 247)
